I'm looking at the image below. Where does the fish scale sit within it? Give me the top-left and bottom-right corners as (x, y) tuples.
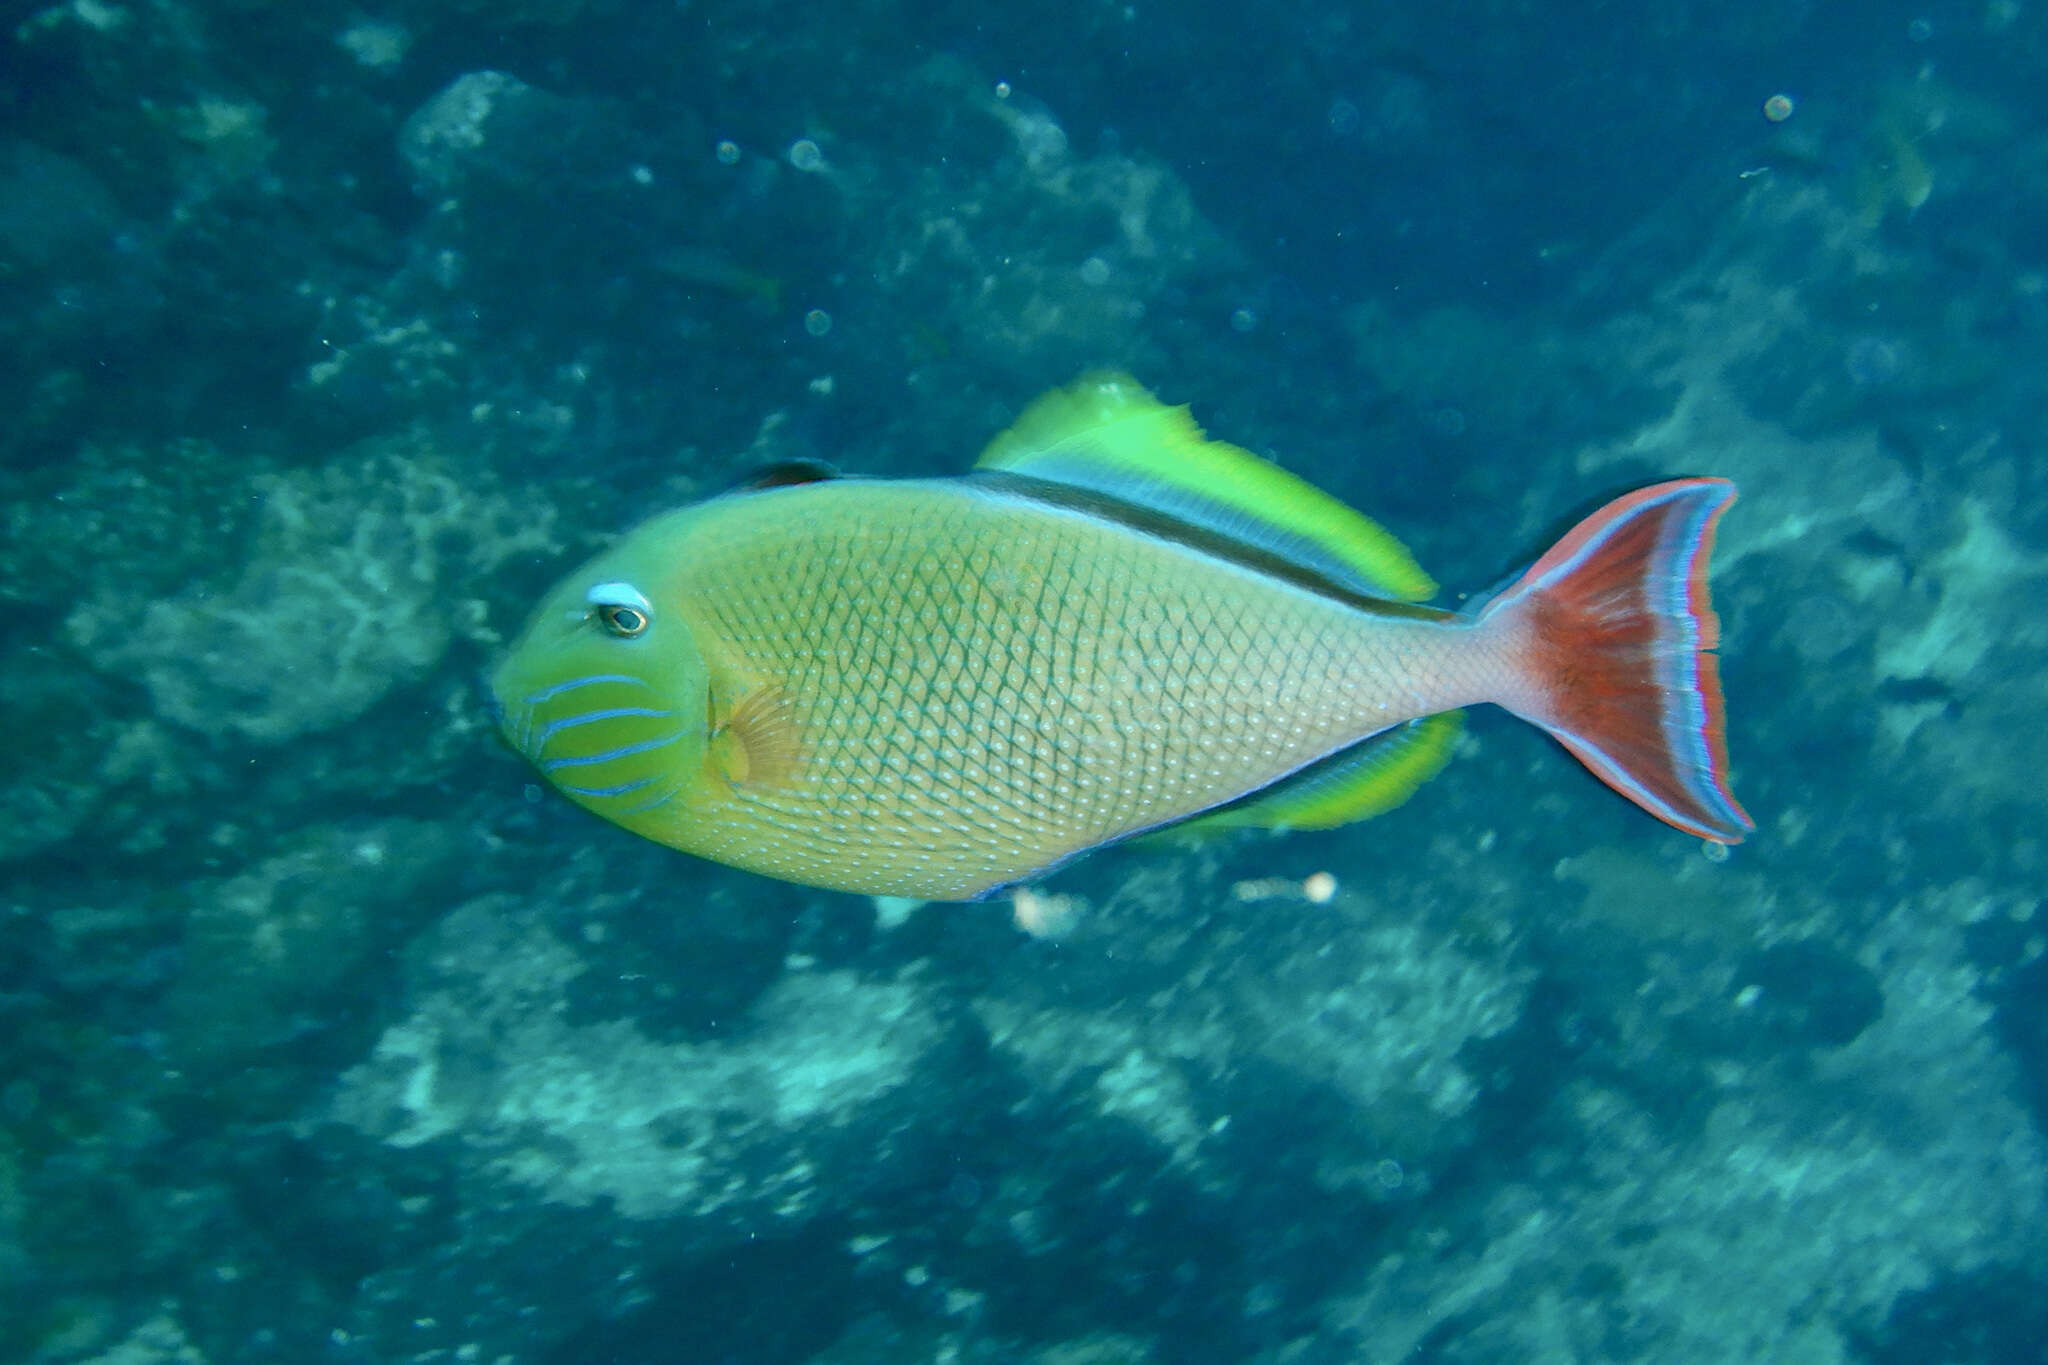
(648, 479), (1438, 897)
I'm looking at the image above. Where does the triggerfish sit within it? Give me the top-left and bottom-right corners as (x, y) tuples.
(491, 373), (1751, 900)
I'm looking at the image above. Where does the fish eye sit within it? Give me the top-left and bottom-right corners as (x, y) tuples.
(586, 581), (653, 638)
(597, 603), (649, 637)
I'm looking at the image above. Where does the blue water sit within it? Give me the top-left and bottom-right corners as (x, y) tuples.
(1, 2), (2042, 1362)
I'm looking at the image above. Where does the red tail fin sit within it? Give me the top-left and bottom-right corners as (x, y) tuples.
(1482, 479), (1753, 842)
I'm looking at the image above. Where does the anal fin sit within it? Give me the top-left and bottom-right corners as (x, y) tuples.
(1188, 712), (1463, 833)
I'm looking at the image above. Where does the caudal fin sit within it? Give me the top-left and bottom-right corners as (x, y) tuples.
(1481, 479), (1753, 842)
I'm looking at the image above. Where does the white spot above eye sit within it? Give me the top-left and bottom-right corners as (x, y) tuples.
(586, 581), (652, 612)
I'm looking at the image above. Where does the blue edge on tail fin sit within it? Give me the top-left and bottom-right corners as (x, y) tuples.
(1479, 478), (1753, 842)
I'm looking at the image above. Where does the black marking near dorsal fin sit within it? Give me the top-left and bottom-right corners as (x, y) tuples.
(730, 459), (840, 493)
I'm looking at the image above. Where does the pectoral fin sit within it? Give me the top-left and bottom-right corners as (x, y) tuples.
(708, 684), (805, 789)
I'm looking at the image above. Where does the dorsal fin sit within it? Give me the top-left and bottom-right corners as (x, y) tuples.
(975, 372), (1435, 602)
(1186, 712), (1463, 832)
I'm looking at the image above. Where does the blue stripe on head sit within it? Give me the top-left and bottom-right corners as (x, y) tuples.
(542, 731), (688, 771)
(523, 673), (657, 706)
(559, 775), (660, 799)
(534, 706), (674, 748)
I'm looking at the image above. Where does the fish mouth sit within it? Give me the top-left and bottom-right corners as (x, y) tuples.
(483, 659), (536, 761)
(480, 664), (516, 746)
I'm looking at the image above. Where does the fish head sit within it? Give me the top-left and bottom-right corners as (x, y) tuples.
(489, 553), (710, 831)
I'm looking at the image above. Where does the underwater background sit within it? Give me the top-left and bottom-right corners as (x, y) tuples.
(2, 1), (2043, 1362)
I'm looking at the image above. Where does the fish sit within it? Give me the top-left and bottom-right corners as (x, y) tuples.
(490, 372), (1751, 901)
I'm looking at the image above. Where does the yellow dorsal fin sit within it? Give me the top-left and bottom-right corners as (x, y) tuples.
(1190, 712), (1463, 832)
(976, 371), (1435, 602)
